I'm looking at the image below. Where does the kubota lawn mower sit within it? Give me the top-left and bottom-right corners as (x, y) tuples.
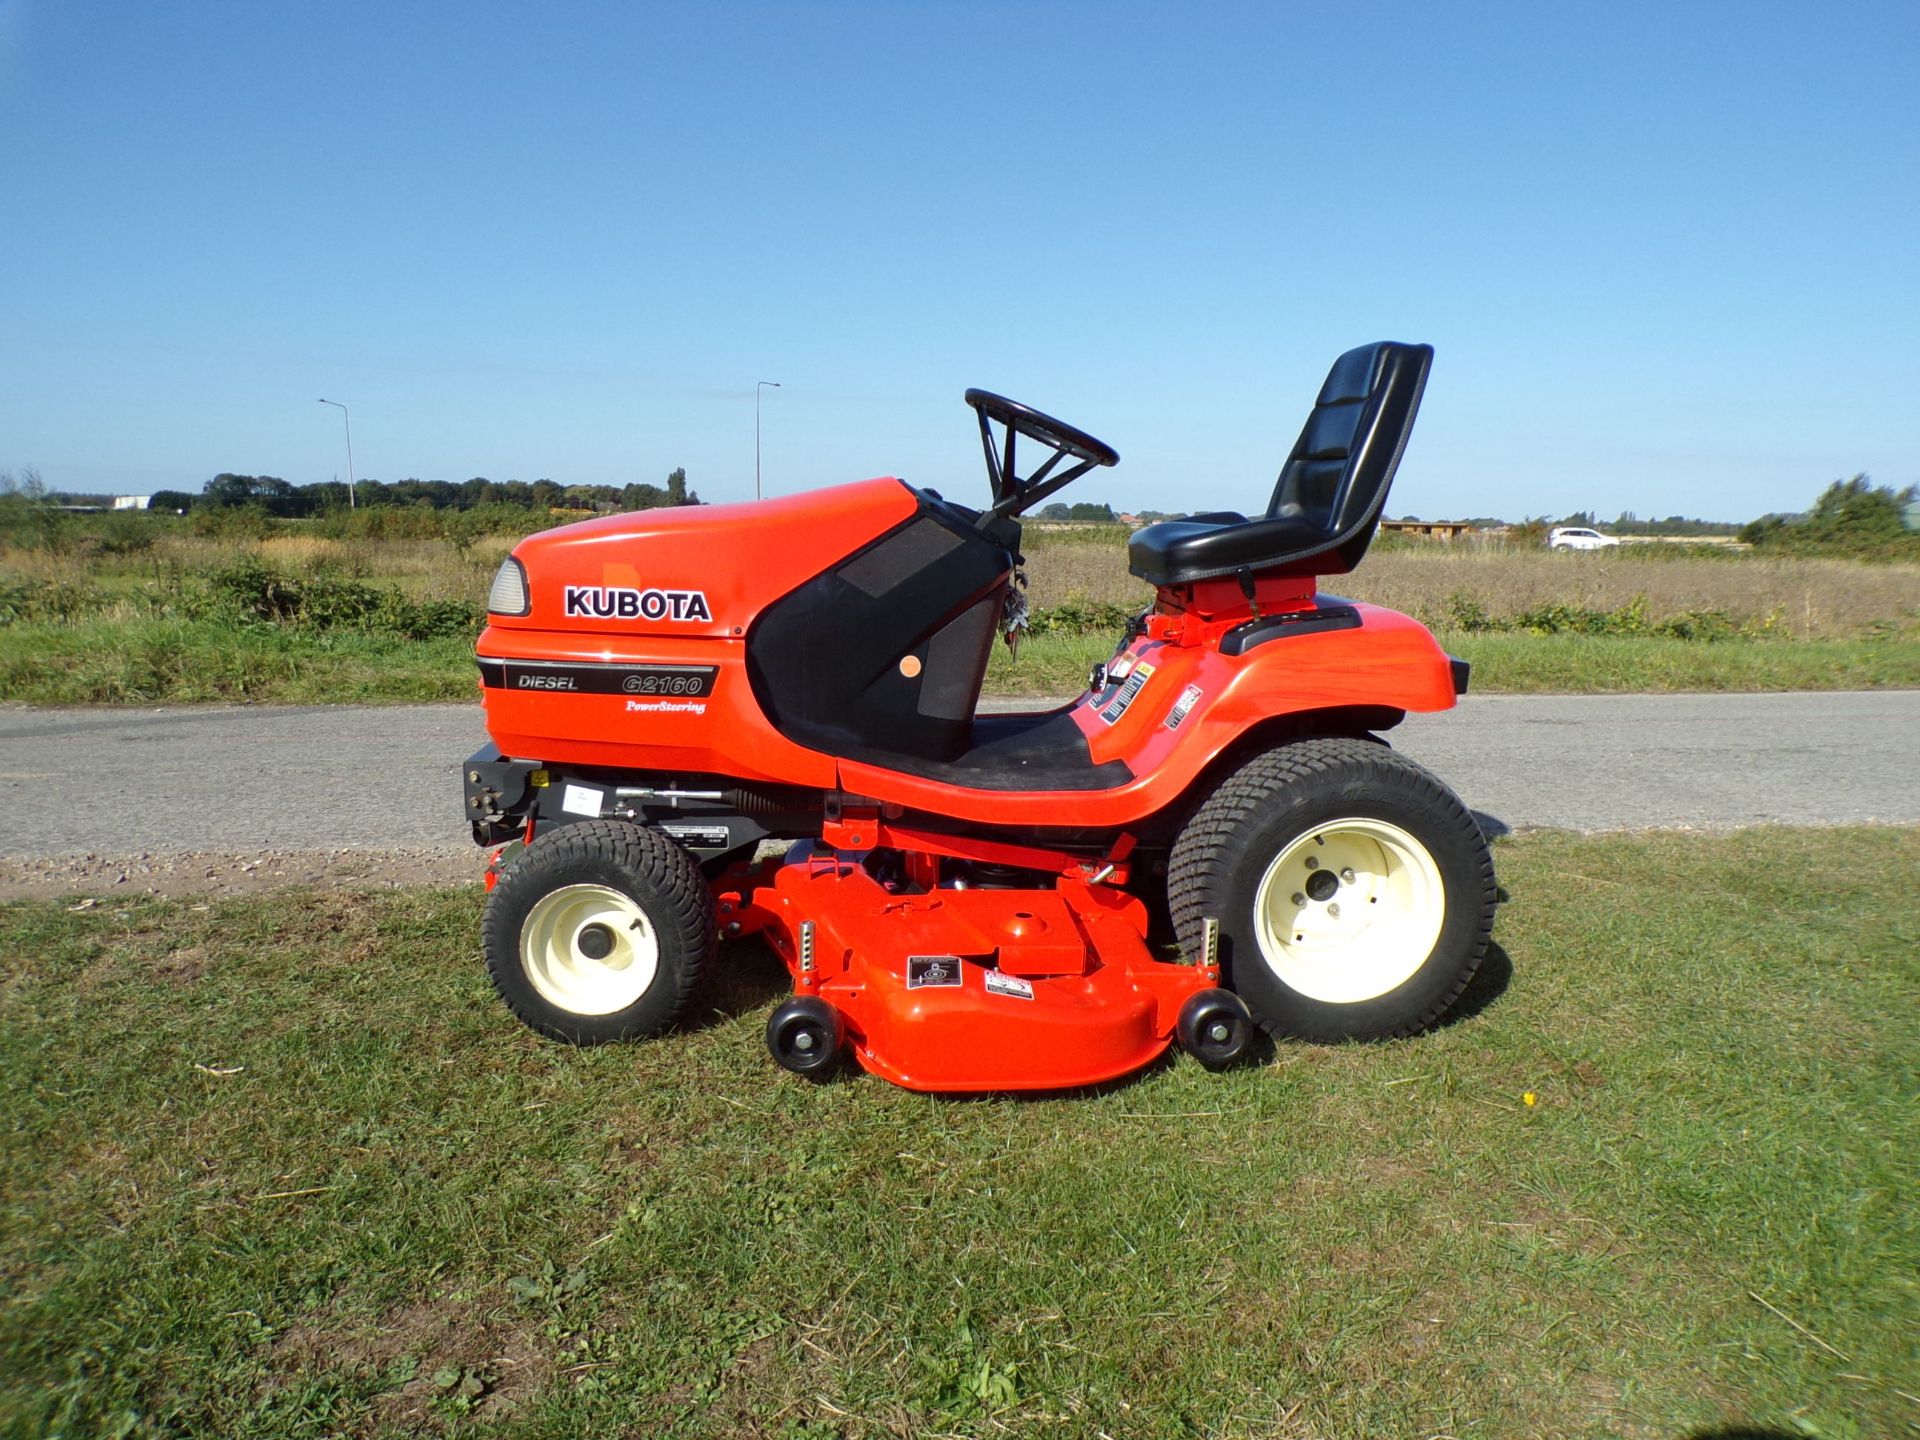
(461, 341), (1495, 1091)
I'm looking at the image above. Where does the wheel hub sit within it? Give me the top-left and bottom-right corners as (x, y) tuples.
(520, 884), (660, 1016)
(1253, 818), (1446, 1005)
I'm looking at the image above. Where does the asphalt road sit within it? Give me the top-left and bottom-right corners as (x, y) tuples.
(1, 691), (1915, 859)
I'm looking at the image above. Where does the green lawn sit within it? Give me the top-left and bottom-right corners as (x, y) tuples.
(3, 829), (1915, 1438)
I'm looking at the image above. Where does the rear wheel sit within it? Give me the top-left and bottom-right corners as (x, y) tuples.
(484, 820), (714, 1044)
(1168, 738), (1494, 1042)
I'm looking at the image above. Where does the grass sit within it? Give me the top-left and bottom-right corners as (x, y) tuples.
(2, 515), (1917, 705)
(2, 828), (1916, 1439)
(983, 629), (1920, 698)
(0, 619), (479, 705)
(1020, 533), (1920, 642)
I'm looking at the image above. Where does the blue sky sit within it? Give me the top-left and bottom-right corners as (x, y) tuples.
(2, 0), (1915, 521)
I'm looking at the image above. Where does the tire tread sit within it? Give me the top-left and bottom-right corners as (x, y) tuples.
(1168, 737), (1494, 1040)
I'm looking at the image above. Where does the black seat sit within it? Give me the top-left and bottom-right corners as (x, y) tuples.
(1128, 341), (1433, 587)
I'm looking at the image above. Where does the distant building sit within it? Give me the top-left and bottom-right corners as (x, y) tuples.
(111, 495), (151, 510)
(1378, 518), (1476, 541)
(1904, 499), (1920, 531)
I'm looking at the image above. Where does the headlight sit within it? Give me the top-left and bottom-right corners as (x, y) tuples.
(487, 557), (530, 616)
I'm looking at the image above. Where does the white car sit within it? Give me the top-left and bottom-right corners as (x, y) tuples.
(1548, 526), (1620, 551)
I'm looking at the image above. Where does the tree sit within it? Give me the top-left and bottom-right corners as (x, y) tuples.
(204, 473), (261, 507)
(1037, 503), (1072, 520)
(666, 468), (687, 505)
(1067, 501), (1115, 522)
(1739, 474), (1919, 558)
(148, 489), (196, 513)
(0, 466), (47, 500)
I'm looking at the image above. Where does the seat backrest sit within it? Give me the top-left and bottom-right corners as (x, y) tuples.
(1266, 341), (1433, 575)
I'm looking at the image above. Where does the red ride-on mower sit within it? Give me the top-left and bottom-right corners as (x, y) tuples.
(462, 342), (1495, 1091)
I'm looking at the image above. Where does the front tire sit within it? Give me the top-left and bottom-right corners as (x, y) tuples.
(484, 820), (714, 1044)
(1168, 738), (1494, 1042)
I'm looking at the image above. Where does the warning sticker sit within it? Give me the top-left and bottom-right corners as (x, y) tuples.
(1098, 661), (1155, 725)
(1164, 683), (1204, 730)
(906, 955), (963, 989)
(983, 970), (1034, 1000)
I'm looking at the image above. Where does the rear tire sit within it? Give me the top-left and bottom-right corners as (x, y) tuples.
(1168, 737), (1494, 1042)
(484, 820), (714, 1044)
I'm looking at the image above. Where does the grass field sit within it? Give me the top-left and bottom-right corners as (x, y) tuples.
(2, 516), (1916, 704)
(1021, 531), (1920, 638)
(4, 829), (1915, 1439)
(984, 629), (1920, 697)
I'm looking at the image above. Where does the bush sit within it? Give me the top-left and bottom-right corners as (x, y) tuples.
(1439, 589), (1771, 642)
(0, 493), (74, 553)
(1026, 598), (1136, 635)
(205, 557), (479, 639)
(312, 505), (451, 542)
(190, 505), (275, 540)
(1741, 476), (1920, 561)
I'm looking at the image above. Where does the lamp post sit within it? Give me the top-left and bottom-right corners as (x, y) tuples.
(316, 398), (356, 509)
(755, 381), (781, 500)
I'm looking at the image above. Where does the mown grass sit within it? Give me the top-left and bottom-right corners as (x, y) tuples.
(2, 829), (1915, 1439)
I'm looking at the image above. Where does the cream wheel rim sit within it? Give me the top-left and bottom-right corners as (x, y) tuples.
(1253, 817), (1445, 1004)
(520, 884), (660, 1015)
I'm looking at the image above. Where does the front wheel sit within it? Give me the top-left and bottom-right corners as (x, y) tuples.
(483, 820), (714, 1044)
(1168, 738), (1495, 1042)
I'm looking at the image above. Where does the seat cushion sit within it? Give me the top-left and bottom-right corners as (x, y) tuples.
(1127, 513), (1331, 587)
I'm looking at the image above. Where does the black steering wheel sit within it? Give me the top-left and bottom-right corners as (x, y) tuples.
(964, 388), (1119, 523)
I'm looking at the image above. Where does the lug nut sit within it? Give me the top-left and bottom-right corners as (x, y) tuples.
(1341, 867), (1355, 883)
(1328, 903), (1341, 918)
(1207, 1022), (1231, 1043)
(1304, 857), (1319, 870)
(1291, 892), (1306, 907)
(793, 1031), (815, 1051)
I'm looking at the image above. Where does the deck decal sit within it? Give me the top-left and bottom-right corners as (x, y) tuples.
(983, 971), (1034, 1000)
(906, 955), (963, 989)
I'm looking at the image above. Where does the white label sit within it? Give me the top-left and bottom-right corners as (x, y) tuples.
(662, 823), (731, 849)
(560, 783), (603, 818)
(984, 971), (1034, 1000)
(1164, 683), (1204, 730)
(1099, 661), (1155, 725)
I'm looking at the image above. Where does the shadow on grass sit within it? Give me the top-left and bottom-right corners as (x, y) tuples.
(1435, 939), (1514, 1030)
(683, 936), (791, 1034)
(1473, 809), (1513, 841)
(690, 918), (1516, 1092)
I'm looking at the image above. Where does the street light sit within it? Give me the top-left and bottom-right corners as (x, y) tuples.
(316, 398), (356, 509)
(755, 381), (781, 500)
